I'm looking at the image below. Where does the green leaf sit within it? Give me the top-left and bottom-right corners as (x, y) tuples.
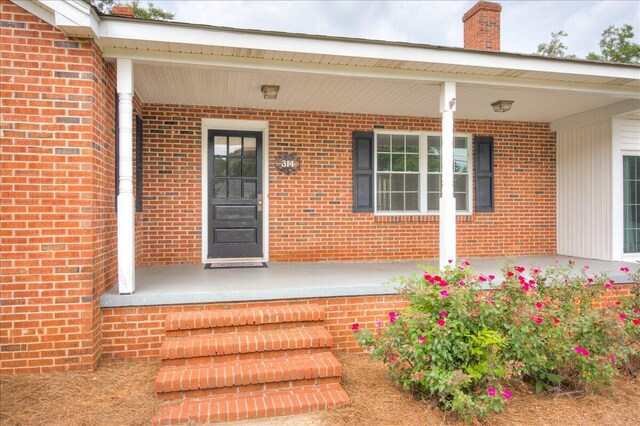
(535, 381), (544, 394)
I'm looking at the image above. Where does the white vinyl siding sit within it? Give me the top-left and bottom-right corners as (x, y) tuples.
(556, 120), (613, 260)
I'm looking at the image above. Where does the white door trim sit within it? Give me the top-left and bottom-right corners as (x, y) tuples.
(201, 118), (270, 263)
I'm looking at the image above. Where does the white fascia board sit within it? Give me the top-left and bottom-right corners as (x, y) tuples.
(98, 18), (640, 81)
(102, 47), (640, 98)
(34, 0), (99, 38)
(550, 99), (640, 131)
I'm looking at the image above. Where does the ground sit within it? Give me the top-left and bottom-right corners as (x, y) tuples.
(1, 354), (639, 425)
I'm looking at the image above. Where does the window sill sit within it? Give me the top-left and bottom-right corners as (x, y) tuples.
(374, 214), (474, 223)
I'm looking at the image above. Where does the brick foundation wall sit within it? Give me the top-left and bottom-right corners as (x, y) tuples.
(136, 104), (556, 266)
(100, 284), (634, 362)
(0, 0), (118, 374)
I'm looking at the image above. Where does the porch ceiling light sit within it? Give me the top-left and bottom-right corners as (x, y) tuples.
(491, 100), (514, 113)
(261, 84), (280, 100)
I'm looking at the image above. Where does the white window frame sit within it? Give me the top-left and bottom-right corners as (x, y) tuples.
(373, 130), (473, 216)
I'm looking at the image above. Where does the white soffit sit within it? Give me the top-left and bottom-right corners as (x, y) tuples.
(134, 64), (626, 122)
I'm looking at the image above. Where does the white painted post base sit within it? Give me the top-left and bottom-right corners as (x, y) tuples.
(117, 193), (135, 294)
(439, 196), (456, 269)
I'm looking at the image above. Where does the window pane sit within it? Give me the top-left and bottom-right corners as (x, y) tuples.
(377, 174), (391, 192)
(406, 192), (419, 210)
(427, 174), (441, 192)
(455, 193), (467, 211)
(391, 174), (404, 191)
(243, 180), (256, 198)
(428, 155), (440, 173)
(213, 157), (226, 177)
(228, 178), (241, 198)
(228, 158), (242, 177)
(406, 136), (419, 153)
(623, 156), (640, 253)
(454, 175), (467, 193)
(392, 135), (405, 152)
(214, 136), (227, 156)
(454, 143), (468, 173)
(377, 192), (391, 210)
(406, 174), (419, 191)
(229, 137), (242, 156)
(392, 154), (405, 172)
(243, 159), (257, 177)
(244, 137), (256, 158)
(378, 134), (391, 152)
(377, 153), (390, 171)
(213, 178), (226, 198)
(427, 136), (441, 153)
(391, 193), (404, 210)
(427, 192), (440, 211)
(454, 137), (467, 150)
(406, 154), (419, 172)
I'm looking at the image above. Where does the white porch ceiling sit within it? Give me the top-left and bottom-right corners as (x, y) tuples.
(134, 64), (627, 123)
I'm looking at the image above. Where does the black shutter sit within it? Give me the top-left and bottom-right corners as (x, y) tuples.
(114, 91), (119, 210)
(475, 136), (494, 212)
(353, 131), (374, 212)
(135, 115), (143, 212)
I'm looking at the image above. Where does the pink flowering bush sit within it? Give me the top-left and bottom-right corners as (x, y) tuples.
(352, 260), (640, 422)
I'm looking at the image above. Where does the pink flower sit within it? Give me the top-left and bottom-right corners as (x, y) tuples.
(488, 274), (496, 280)
(574, 346), (590, 356)
(352, 323), (359, 331)
(478, 275), (487, 282)
(487, 388), (496, 397)
(632, 319), (640, 326)
(418, 336), (426, 344)
(413, 371), (425, 379)
(553, 318), (560, 324)
(502, 390), (512, 400)
(609, 355), (616, 363)
(634, 308), (639, 314)
(507, 271), (515, 277)
(461, 259), (470, 266)
(583, 265), (590, 270)
(515, 266), (525, 273)
(535, 302), (543, 309)
(615, 301), (621, 305)
(458, 280), (466, 286)
(448, 259), (453, 264)
(620, 267), (630, 273)
(588, 278), (594, 283)
(534, 317), (543, 324)
(437, 319), (446, 327)
(440, 310), (448, 317)
(619, 313), (627, 320)
(375, 319), (384, 328)
(439, 281), (448, 287)
(605, 280), (613, 289)
(440, 290), (449, 298)
(423, 273), (432, 281)
(389, 311), (399, 323)
(532, 268), (542, 275)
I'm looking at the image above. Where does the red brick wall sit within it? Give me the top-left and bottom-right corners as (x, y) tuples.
(136, 104), (556, 266)
(0, 0), (117, 374)
(100, 284), (634, 361)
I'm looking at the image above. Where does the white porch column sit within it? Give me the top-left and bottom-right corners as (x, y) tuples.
(439, 81), (457, 269)
(117, 59), (135, 294)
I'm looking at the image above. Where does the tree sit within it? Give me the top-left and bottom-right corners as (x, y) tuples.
(535, 30), (577, 58)
(90, 0), (174, 21)
(586, 24), (640, 64)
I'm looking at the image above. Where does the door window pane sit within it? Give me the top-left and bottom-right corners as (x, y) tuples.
(214, 136), (227, 156)
(623, 156), (640, 253)
(228, 158), (242, 177)
(229, 137), (242, 156)
(228, 178), (241, 198)
(213, 157), (226, 177)
(243, 180), (257, 198)
(243, 159), (257, 177)
(213, 178), (226, 198)
(244, 137), (256, 157)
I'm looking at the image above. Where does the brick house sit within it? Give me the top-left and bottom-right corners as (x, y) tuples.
(1, 0), (639, 422)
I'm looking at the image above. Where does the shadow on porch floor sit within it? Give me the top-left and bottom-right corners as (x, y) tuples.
(99, 255), (638, 308)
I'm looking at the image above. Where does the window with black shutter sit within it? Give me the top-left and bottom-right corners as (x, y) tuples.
(474, 136), (494, 212)
(352, 131), (374, 212)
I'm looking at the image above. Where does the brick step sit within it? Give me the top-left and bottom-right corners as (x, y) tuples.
(160, 327), (333, 366)
(155, 352), (342, 400)
(165, 305), (325, 336)
(152, 383), (350, 425)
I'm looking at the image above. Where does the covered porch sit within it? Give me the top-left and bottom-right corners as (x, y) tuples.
(100, 255), (638, 307)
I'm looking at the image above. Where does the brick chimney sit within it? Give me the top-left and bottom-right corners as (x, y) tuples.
(462, 1), (502, 51)
(111, 5), (135, 18)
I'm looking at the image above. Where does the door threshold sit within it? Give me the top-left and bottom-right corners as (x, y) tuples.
(205, 258), (267, 264)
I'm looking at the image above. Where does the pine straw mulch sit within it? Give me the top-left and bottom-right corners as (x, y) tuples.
(1, 355), (639, 426)
(0, 361), (160, 426)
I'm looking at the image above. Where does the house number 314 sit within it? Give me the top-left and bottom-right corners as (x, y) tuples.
(274, 153), (301, 175)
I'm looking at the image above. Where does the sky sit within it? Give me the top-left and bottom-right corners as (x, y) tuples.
(152, 1), (640, 58)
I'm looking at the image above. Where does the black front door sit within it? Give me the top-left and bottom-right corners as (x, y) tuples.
(208, 130), (263, 259)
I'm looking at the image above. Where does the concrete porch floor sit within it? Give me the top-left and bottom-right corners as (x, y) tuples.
(99, 255), (638, 307)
